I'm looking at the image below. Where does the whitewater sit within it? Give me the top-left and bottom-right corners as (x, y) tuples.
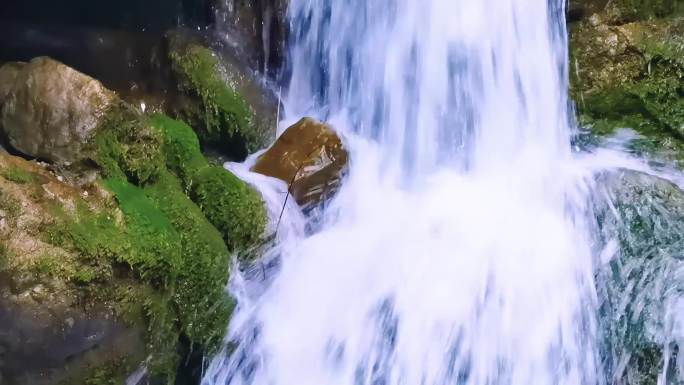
(202, 1), (683, 385)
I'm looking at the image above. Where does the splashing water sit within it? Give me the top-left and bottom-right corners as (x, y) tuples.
(203, 1), (683, 385)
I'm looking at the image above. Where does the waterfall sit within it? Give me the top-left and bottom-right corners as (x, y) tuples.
(203, 1), (682, 384)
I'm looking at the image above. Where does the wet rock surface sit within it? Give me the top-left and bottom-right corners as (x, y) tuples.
(252, 117), (348, 208)
(594, 170), (684, 385)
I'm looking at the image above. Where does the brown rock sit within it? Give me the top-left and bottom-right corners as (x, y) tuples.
(252, 117), (348, 208)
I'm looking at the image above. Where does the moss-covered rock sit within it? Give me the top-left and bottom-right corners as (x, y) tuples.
(151, 113), (267, 252)
(166, 31), (276, 159)
(0, 58), (269, 384)
(92, 102), (166, 185)
(570, 4), (684, 162)
(0, 153), (148, 385)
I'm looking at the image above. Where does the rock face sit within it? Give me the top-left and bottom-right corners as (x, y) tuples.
(252, 117), (348, 208)
(569, 1), (684, 153)
(1, 57), (116, 164)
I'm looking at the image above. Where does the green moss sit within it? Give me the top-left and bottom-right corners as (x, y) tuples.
(103, 178), (182, 287)
(1, 167), (34, 184)
(152, 113), (268, 252)
(168, 36), (258, 153)
(191, 166), (267, 251)
(145, 171), (233, 352)
(93, 102), (165, 185)
(151, 113), (206, 185)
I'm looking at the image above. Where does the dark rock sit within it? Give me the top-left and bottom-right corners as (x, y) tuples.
(252, 117), (348, 208)
(213, 0), (289, 77)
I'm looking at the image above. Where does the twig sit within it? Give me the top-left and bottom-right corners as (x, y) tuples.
(274, 148), (319, 237)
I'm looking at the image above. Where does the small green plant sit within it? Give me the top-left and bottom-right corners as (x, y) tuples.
(1, 168), (34, 184)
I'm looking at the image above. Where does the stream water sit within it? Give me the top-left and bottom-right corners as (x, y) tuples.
(202, 1), (683, 384)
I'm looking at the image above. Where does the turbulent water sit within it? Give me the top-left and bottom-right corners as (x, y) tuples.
(203, 1), (683, 385)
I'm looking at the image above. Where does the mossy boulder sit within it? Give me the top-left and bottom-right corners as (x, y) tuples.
(252, 117), (348, 208)
(0, 153), (147, 385)
(570, 4), (684, 162)
(0, 57), (269, 384)
(151, 113), (267, 252)
(1, 57), (117, 165)
(166, 31), (277, 159)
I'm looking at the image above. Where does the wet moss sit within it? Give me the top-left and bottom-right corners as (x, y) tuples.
(144, 170), (233, 352)
(168, 35), (258, 154)
(152, 113), (267, 252)
(151, 113), (206, 185)
(93, 102), (165, 185)
(191, 165), (266, 251)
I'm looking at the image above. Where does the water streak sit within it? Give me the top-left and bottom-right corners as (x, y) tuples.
(203, 1), (683, 384)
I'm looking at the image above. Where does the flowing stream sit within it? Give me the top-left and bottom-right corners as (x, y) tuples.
(203, 1), (683, 384)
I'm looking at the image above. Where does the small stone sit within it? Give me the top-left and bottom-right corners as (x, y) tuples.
(589, 13), (601, 27)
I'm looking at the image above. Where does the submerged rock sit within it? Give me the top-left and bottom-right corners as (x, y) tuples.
(594, 170), (683, 385)
(1, 57), (117, 164)
(252, 117), (348, 208)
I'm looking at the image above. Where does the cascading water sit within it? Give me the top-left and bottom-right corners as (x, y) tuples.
(203, 1), (683, 384)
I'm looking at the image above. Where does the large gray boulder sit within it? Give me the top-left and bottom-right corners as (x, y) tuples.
(1, 57), (116, 164)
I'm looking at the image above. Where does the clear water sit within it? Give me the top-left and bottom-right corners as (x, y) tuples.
(202, 1), (683, 384)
